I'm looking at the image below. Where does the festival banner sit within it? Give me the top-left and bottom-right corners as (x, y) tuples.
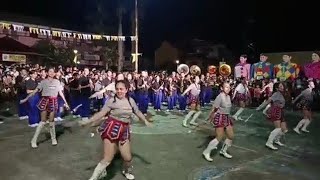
(0, 21), (136, 42)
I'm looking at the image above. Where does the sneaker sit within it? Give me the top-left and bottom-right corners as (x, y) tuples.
(274, 141), (285, 146)
(122, 170), (135, 180)
(301, 129), (310, 133)
(28, 123), (39, 128)
(220, 151), (233, 159)
(266, 143), (278, 150)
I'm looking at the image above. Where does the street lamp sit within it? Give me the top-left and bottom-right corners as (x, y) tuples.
(73, 49), (79, 64)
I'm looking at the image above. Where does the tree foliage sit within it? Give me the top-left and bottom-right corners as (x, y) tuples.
(33, 40), (75, 66)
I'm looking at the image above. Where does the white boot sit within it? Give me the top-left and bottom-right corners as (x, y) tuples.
(274, 131), (285, 146)
(189, 111), (201, 126)
(202, 138), (219, 162)
(89, 161), (110, 180)
(49, 122), (57, 146)
(31, 121), (46, 148)
(301, 119), (311, 133)
(256, 100), (268, 111)
(293, 119), (306, 134)
(232, 108), (244, 121)
(262, 104), (271, 115)
(182, 110), (195, 127)
(220, 139), (232, 159)
(266, 128), (281, 150)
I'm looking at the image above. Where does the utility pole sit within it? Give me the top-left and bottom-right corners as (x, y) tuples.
(134, 0), (139, 72)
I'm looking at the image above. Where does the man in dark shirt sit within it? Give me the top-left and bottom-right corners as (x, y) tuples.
(69, 73), (81, 117)
(25, 70), (40, 127)
(15, 69), (28, 120)
(78, 68), (92, 120)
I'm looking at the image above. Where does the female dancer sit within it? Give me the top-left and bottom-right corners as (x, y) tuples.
(181, 76), (201, 127)
(80, 80), (152, 180)
(20, 68), (70, 148)
(260, 82), (288, 150)
(293, 80), (315, 134)
(256, 78), (275, 115)
(232, 77), (252, 121)
(202, 82), (234, 161)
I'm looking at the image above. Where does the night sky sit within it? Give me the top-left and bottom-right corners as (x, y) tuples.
(1, 0), (319, 58)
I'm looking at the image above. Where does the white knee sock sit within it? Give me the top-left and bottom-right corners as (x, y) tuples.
(274, 130), (284, 142)
(266, 128), (281, 144)
(233, 108), (244, 119)
(203, 138), (219, 154)
(220, 138), (232, 153)
(256, 100), (268, 111)
(294, 119), (306, 130)
(190, 111), (201, 125)
(31, 121), (45, 147)
(89, 161), (110, 180)
(183, 110), (195, 126)
(302, 119), (311, 131)
(49, 122), (57, 145)
(263, 104), (271, 114)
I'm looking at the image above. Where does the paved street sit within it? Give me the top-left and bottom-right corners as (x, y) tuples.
(0, 104), (320, 180)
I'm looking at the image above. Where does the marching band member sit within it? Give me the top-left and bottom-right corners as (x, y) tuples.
(20, 68), (70, 148)
(15, 68), (29, 120)
(203, 82), (234, 161)
(232, 77), (252, 121)
(127, 73), (136, 101)
(261, 82), (288, 150)
(55, 70), (66, 121)
(165, 77), (176, 111)
(152, 75), (163, 111)
(293, 80), (315, 134)
(79, 80), (152, 180)
(137, 71), (150, 115)
(181, 76), (201, 127)
(177, 72), (189, 111)
(68, 72), (82, 117)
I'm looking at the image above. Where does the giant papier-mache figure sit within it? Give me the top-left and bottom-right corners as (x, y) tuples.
(251, 54), (274, 80)
(234, 54), (251, 80)
(274, 54), (300, 81)
(304, 52), (320, 79)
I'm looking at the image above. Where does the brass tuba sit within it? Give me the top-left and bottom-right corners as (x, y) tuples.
(208, 65), (217, 74)
(177, 64), (189, 75)
(190, 65), (201, 76)
(219, 64), (231, 76)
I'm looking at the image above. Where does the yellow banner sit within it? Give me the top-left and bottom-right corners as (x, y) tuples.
(2, 54), (26, 63)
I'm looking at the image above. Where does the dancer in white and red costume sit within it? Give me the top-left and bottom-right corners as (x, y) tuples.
(293, 80), (315, 134)
(20, 68), (70, 148)
(203, 82), (234, 161)
(261, 82), (288, 150)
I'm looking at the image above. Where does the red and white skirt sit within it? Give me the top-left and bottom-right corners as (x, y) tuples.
(209, 113), (233, 128)
(98, 117), (130, 145)
(296, 99), (312, 111)
(188, 94), (200, 105)
(37, 96), (58, 112)
(235, 92), (248, 103)
(266, 105), (284, 122)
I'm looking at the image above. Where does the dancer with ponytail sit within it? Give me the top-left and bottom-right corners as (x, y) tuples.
(181, 76), (202, 127)
(261, 82), (288, 150)
(293, 80), (315, 134)
(202, 82), (234, 161)
(80, 80), (152, 180)
(20, 68), (70, 148)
